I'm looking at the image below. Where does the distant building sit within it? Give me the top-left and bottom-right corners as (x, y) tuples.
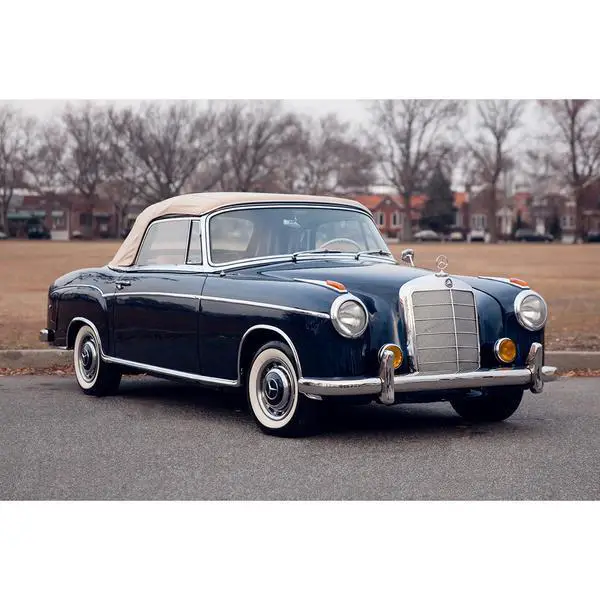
(352, 191), (468, 240)
(7, 192), (119, 240)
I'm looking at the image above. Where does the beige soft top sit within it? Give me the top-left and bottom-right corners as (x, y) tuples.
(108, 192), (370, 268)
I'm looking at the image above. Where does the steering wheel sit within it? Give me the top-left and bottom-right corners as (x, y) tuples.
(319, 237), (362, 252)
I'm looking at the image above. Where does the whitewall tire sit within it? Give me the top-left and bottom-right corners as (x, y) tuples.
(247, 342), (318, 437)
(73, 325), (121, 396)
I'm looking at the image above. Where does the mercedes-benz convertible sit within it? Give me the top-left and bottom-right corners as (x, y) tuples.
(40, 192), (557, 436)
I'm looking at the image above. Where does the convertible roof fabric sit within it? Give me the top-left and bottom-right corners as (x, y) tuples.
(108, 192), (370, 268)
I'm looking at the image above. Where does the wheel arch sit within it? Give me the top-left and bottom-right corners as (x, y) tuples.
(237, 325), (302, 382)
(66, 317), (105, 354)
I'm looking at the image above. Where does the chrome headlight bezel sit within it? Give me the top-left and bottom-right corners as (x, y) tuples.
(330, 294), (369, 338)
(514, 290), (548, 332)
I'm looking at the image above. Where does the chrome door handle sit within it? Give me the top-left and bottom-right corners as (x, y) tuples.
(116, 280), (131, 290)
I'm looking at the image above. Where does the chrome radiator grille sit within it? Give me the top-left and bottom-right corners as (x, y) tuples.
(407, 286), (480, 375)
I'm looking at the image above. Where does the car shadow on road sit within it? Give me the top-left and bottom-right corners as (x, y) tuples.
(113, 376), (535, 440)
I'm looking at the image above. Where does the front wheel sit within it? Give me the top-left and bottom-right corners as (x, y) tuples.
(247, 342), (319, 437)
(450, 388), (523, 423)
(73, 325), (122, 396)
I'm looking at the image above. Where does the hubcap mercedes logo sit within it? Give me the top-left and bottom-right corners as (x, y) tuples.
(265, 376), (280, 400)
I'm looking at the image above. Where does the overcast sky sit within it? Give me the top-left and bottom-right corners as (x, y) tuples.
(9, 99), (371, 123)
(8, 99), (543, 137)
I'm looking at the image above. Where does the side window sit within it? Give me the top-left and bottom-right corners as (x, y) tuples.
(209, 215), (255, 264)
(136, 219), (190, 266)
(187, 221), (203, 264)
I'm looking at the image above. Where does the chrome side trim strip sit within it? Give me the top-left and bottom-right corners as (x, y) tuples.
(102, 355), (239, 387)
(104, 291), (200, 300)
(478, 276), (530, 289)
(294, 278), (347, 293)
(67, 317), (238, 386)
(200, 296), (330, 319)
(67, 319), (305, 388)
(67, 289), (330, 319)
(54, 284), (105, 295)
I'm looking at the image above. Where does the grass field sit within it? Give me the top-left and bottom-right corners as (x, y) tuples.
(1, 240), (599, 351)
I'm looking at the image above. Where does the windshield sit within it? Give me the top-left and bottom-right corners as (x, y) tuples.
(208, 206), (390, 266)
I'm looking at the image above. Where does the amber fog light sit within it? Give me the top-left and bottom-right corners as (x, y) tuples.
(495, 338), (517, 364)
(379, 344), (403, 369)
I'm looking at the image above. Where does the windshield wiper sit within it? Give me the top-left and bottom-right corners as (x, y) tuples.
(291, 249), (343, 262)
(354, 249), (394, 260)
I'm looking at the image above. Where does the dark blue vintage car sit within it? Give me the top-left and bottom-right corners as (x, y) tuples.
(40, 192), (557, 436)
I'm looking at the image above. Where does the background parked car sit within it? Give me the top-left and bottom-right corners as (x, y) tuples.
(467, 229), (487, 243)
(27, 224), (51, 240)
(447, 230), (465, 242)
(585, 231), (600, 243)
(413, 229), (441, 242)
(0, 231), (8, 240)
(514, 228), (554, 243)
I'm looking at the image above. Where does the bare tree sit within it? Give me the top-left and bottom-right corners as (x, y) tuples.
(27, 103), (114, 206)
(368, 100), (464, 241)
(278, 113), (374, 195)
(0, 107), (34, 234)
(537, 100), (600, 241)
(111, 102), (221, 204)
(217, 101), (301, 192)
(462, 100), (525, 243)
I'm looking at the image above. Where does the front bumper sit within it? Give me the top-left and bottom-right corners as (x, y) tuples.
(298, 342), (558, 405)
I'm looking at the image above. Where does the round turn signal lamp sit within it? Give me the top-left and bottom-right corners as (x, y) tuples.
(380, 344), (403, 369)
(495, 338), (517, 364)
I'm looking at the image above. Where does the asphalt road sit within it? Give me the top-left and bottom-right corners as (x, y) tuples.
(1, 375), (599, 500)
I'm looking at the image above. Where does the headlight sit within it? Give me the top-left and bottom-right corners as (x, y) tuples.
(514, 290), (548, 331)
(330, 295), (368, 338)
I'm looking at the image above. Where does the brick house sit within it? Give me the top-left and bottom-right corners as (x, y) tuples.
(512, 191), (533, 226)
(463, 185), (512, 238)
(581, 177), (600, 234)
(353, 194), (407, 238)
(8, 192), (118, 239)
(528, 193), (574, 237)
(353, 192), (466, 239)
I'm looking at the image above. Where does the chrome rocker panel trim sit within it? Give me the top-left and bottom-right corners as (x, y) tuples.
(64, 318), (304, 389)
(298, 343), (558, 403)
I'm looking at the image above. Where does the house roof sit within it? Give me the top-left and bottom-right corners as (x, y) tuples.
(354, 192), (468, 213)
(108, 192), (370, 268)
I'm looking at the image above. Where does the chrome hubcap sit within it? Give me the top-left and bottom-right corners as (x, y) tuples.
(257, 363), (293, 420)
(79, 337), (99, 382)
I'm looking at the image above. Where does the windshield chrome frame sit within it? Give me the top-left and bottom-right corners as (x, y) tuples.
(204, 203), (395, 270)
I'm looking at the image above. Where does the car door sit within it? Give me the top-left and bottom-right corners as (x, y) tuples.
(112, 218), (206, 374)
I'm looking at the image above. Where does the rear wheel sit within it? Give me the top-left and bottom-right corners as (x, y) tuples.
(450, 388), (523, 423)
(247, 342), (319, 437)
(73, 325), (121, 396)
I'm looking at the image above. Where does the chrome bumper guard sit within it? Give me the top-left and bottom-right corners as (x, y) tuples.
(298, 343), (558, 405)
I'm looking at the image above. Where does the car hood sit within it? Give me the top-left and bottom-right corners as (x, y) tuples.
(259, 259), (430, 297)
(256, 258), (526, 308)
